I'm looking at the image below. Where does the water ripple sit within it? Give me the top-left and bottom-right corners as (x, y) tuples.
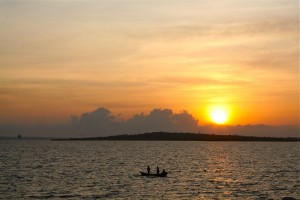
(0, 141), (299, 199)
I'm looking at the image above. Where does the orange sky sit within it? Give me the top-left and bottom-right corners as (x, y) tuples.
(0, 0), (299, 126)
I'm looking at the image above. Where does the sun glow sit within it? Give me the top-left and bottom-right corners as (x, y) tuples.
(209, 106), (229, 124)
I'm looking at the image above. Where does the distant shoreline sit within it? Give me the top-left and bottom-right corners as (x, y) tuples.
(0, 137), (50, 140)
(51, 132), (300, 142)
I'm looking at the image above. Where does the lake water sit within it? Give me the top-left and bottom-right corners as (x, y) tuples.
(0, 140), (299, 199)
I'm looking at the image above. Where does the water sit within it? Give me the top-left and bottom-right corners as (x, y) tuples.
(0, 140), (299, 199)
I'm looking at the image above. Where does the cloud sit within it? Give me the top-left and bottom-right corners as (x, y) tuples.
(68, 108), (120, 137)
(153, 76), (250, 87)
(126, 18), (298, 42)
(67, 108), (199, 137)
(0, 107), (199, 138)
(0, 107), (299, 138)
(123, 109), (199, 134)
(199, 125), (300, 138)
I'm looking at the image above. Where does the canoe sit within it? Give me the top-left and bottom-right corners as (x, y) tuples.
(140, 171), (168, 177)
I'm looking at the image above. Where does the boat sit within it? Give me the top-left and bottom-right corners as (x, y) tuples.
(140, 171), (168, 177)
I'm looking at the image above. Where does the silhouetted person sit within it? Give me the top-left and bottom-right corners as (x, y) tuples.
(157, 166), (160, 174)
(162, 169), (166, 175)
(147, 166), (150, 174)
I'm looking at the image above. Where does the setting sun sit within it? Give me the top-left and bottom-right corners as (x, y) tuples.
(209, 106), (229, 124)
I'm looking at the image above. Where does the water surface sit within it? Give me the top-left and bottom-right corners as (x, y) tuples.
(0, 141), (299, 199)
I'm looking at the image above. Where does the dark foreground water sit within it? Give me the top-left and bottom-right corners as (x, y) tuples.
(0, 140), (299, 199)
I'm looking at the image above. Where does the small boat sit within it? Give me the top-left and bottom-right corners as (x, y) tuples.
(140, 171), (168, 177)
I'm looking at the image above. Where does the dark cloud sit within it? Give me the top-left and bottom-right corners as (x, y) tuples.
(0, 107), (199, 138)
(0, 107), (299, 138)
(67, 108), (199, 137)
(123, 109), (199, 134)
(198, 125), (300, 138)
(68, 108), (119, 137)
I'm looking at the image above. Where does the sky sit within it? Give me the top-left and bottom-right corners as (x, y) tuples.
(0, 0), (299, 137)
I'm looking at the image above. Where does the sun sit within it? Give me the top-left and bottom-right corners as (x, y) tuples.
(209, 106), (229, 124)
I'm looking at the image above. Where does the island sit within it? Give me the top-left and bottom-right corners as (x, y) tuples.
(51, 132), (300, 142)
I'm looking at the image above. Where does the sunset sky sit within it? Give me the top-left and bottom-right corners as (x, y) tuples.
(0, 0), (299, 127)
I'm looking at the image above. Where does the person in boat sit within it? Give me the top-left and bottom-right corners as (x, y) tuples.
(156, 166), (160, 175)
(147, 166), (150, 174)
(162, 169), (166, 175)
